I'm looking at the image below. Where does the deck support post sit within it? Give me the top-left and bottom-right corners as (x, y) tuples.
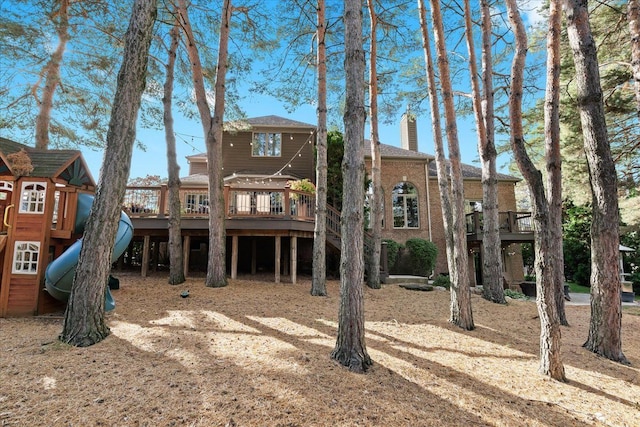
(231, 235), (238, 279)
(275, 236), (281, 283)
(290, 236), (297, 284)
(141, 235), (150, 277)
(182, 235), (190, 277)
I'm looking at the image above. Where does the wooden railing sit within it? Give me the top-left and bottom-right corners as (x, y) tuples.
(465, 211), (534, 234)
(122, 185), (315, 221)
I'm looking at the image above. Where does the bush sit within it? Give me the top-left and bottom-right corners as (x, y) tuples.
(504, 289), (528, 300)
(404, 238), (438, 277)
(629, 271), (640, 295)
(563, 237), (590, 284)
(432, 274), (450, 289)
(383, 239), (402, 271)
(573, 263), (591, 287)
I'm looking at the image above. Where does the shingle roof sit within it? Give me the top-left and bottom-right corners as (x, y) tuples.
(225, 115), (316, 130)
(427, 160), (519, 182)
(366, 140), (433, 160)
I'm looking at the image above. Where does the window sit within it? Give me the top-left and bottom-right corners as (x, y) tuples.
(19, 182), (46, 213)
(12, 241), (40, 274)
(252, 132), (281, 157)
(184, 193), (209, 214)
(392, 182), (419, 228)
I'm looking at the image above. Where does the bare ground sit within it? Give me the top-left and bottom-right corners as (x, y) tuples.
(1, 273), (639, 427)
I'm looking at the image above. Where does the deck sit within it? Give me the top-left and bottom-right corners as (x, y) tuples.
(465, 211), (535, 243)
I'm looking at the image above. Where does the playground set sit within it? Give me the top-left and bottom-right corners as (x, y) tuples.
(0, 137), (132, 317)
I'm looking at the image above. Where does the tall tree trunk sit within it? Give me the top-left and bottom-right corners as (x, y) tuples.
(630, 0), (640, 117)
(564, 0), (627, 364)
(165, 19), (185, 286)
(545, 0), (567, 326)
(464, 0), (505, 304)
(178, 0), (229, 288)
(205, 0), (232, 288)
(311, 0), (328, 297)
(428, 0), (474, 330)
(60, 0), (157, 347)
(331, 0), (372, 373)
(366, 0), (382, 289)
(507, 0), (566, 381)
(34, 0), (70, 150)
(418, 0), (454, 283)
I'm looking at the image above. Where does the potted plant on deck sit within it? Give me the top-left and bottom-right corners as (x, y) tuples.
(288, 179), (315, 217)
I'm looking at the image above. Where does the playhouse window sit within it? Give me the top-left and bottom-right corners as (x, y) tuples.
(252, 133), (281, 157)
(392, 182), (419, 229)
(19, 182), (46, 213)
(12, 241), (40, 274)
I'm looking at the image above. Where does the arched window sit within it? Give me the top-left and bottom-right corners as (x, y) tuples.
(392, 182), (419, 228)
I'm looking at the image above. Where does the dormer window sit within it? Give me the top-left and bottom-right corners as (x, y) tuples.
(19, 182), (46, 214)
(252, 132), (281, 157)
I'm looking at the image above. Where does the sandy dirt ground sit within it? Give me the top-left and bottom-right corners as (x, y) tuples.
(1, 273), (639, 427)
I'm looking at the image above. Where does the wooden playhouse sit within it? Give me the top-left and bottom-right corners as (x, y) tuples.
(0, 137), (96, 317)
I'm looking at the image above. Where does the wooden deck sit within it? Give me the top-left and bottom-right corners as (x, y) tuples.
(465, 211), (535, 243)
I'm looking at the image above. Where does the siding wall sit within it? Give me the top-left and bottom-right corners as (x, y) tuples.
(222, 130), (315, 179)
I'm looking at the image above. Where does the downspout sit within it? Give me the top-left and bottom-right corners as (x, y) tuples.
(425, 159), (432, 241)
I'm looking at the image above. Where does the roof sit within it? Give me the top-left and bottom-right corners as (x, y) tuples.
(225, 115), (316, 131)
(427, 160), (519, 182)
(365, 140), (433, 160)
(0, 136), (95, 187)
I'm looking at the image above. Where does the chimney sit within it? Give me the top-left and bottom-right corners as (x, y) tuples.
(400, 111), (418, 152)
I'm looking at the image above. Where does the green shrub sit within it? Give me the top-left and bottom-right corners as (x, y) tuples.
(383, 239), (402, 271)
(573, 263), (591, 287)
(504, 289), (529, 300)
(404, 238), (438, 277)
(629, 271), (640, 295)
(432, 274), (450, 289)
(563, 237), (590, 285)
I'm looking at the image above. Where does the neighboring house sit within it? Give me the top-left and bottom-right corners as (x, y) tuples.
(124, 114), (530, 287)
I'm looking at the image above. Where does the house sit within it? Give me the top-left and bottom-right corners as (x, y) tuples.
(123, 114), (530, 287)
(0, 114), (529, 317)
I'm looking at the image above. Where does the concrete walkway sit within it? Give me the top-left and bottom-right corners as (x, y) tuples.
(565, 292), (639, 306)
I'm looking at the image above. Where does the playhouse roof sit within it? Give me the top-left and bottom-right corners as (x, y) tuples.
(0, 137), (95, 187)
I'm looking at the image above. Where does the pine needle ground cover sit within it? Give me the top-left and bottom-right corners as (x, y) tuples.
(1, 274), (639, 426)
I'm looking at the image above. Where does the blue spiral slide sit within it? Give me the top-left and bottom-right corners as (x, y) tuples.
(45, 194), (134, 311)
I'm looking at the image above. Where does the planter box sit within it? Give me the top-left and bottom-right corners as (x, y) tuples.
(519, 281), (536, 297)
(622, 291), (635, 303)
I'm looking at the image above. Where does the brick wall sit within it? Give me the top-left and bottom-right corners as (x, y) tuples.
(371, 157), (525, 285)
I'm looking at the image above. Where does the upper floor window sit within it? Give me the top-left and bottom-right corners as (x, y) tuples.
(252, 133), (281, 157)
(12, 241), (40, 274)
(392, 182), (419, 228)
(20, 182), (46, 213)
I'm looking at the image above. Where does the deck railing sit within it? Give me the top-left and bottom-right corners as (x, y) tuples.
(123, 184), (315, 221)
(465, 211), (534, 234)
